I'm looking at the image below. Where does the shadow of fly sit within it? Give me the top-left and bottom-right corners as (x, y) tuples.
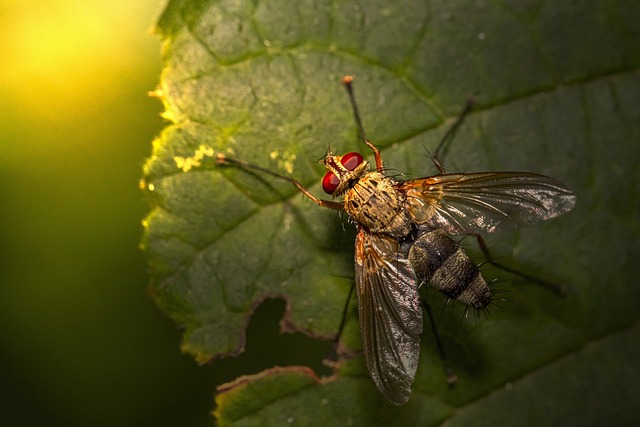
(216, 76), (576, 405)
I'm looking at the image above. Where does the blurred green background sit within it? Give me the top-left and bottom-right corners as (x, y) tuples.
(0, 1), (330, 425)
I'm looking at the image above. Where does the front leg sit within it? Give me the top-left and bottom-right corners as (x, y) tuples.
(216, 153), (344, 211)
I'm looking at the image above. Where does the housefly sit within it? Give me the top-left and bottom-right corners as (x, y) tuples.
(216, 76), (576, 405)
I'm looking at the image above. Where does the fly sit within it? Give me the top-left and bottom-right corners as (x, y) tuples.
(216, 76), (576, 405)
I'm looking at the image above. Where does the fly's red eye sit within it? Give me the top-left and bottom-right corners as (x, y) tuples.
(322, 171), (340, 194)
(340, 152), (364, 171)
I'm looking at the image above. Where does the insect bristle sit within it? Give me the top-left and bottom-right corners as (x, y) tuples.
(384, 169), (406, 180)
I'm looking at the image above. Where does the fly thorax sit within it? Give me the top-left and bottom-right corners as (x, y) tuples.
(344, 172), (412, 238)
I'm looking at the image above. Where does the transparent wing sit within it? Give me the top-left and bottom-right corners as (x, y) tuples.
(354, 230), (422, 405)
(398, 172), (576, 235)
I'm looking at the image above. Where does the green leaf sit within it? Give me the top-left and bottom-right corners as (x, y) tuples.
(142, 0), (640, 424)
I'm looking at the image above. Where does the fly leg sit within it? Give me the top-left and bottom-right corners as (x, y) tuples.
(342, 76), (384, 173)
(216, 154), (343, 211)
(344, 76), (474, 175)
(422, 299), (458, 386)
(475, 235), (568, 296)
(430, 98), (476, 174)
(323, 281), (357, 368)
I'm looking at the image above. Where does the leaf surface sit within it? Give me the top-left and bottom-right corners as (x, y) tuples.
(142, 0), (640, 424)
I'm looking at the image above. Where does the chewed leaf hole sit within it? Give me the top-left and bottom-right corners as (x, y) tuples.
(208, 298), (334, 385)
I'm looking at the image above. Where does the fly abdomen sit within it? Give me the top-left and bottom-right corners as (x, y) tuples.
(408, 229), (491, 309)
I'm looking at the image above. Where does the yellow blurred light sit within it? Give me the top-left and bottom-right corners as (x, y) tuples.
(0, 0), (160, 122)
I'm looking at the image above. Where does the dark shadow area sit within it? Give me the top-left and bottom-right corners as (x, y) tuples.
(205, 298), (335, 386)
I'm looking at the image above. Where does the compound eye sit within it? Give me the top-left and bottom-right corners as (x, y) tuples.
(340, 152), (364, 171)
(322, 171), (340, 194)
